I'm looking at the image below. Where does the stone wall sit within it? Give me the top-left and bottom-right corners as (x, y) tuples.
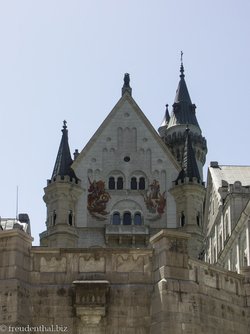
(150, 230), (250, 334)
(0, 229), (250, 333)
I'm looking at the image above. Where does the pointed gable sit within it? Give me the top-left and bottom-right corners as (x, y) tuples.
(73, 91), (180, 174)
(71, 74), (181, 231)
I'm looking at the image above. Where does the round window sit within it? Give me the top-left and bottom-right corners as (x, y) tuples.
(124, 156), (130, 162)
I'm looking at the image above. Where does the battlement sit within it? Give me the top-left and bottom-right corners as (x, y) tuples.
(189, 259), (246, 295)
(173, 177), (205, 186)
(47, 174), (80, 185)
(165, 130), (207, 150)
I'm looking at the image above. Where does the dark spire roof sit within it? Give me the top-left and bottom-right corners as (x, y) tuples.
(122, 73), (132, 96)
(176, 127), (201, 182)
(51, 121), (77, 180)
(167, 58), (200, 129)
(160, 104), (170, 127)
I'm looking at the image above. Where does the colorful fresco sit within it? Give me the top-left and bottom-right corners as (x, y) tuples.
(87, 178), (111, 219)
(143, 179), (166, 218)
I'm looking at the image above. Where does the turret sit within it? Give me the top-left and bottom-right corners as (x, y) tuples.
(170, 128), (206, 258)
(159, 54), (207, 180)
(40, 121), (82, 247)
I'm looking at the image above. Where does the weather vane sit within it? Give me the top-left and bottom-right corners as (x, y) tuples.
(181, 51), (183, 64)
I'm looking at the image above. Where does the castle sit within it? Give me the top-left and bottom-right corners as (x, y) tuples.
(0, 62), (250, 333)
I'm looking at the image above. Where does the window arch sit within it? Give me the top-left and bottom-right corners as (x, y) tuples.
(108, 174), (124, 190)
(130, 173), (147, 190)
(131, 177), (137, 190)
(123, 212), (132, 225)
(225, 214), (229, 237)
(196, 212), (201, 227)
(112, 211), (144, 225)
(139, 177), (145, 190)
(109, 177), (115, 189)
(53, 210), (57, 226)
(117, 177), (123, 190)
(68, 210), (73, 226)
(180, 212), (185, 227)
(112, 212), (121, 225)
(134, 213), (142, 225)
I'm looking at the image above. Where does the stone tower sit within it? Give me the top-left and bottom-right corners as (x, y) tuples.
(158, 58), (207, 180)
(170, 128), (206, 258)
(158, 59), (207, 258)
(40, 121), (82, 247)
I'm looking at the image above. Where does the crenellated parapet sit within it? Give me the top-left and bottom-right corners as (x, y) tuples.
(47, 174), (80, 185)
(173, 176), (205, 186)
(164, 130), (207, 166)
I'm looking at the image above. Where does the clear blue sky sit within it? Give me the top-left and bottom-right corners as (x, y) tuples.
(0, 0), (249, 245)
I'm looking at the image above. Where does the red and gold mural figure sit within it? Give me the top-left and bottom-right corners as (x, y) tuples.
(87, 178), (111, 219)
(143, 179), (166, 217)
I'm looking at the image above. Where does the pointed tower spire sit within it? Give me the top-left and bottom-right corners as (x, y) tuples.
(159, 54), (207, 181)
(162, 104), (170, 126)
(180, 51), (185, 78)
(122, 73), (132, 96)
(51, 121), (77, 180)
(176, 127), (201, 183)
(158, 104), (170, 137)
(168, 53), (198, 127)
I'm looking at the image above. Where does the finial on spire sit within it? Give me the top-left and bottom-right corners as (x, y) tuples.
(122, 73), (132, 96)
(62, 120), (68, 134)
(164, 104), (170, 124)
(124, 73), (130, 86)
(180, 51), (185, 78)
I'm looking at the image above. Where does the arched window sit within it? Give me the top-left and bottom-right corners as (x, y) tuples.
(109, 177), (115, 190)
(68, 210), (73, 226)
(180, 212), (185, 227)
(225, 214), (229, 237)
(123, 212), (132, 225)
(131, 177), (137, 190)
(134, 213), (142, 225)
(139, 177), (145, 190)
(196, 213), (200, 227)
(53, 210), (57, 225)
(112, 212), (121, 225)
(213, 246), (216, 262)
(219, 233), (223, 252)
(117, 177), (123, 190)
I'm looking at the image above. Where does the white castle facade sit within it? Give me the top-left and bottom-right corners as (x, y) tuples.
(0, 64), (250, 334)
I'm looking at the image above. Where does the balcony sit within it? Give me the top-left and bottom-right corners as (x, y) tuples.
(105, 225), (149, 246)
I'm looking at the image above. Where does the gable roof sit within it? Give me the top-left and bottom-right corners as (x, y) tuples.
(209, 165), (250, 189)
(72, 92), (180, 171)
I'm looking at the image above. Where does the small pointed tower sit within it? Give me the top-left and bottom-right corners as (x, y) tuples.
(40, 121), (82, 247)
(159, 53), (207, 180)
(170, 128), (206, 258)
